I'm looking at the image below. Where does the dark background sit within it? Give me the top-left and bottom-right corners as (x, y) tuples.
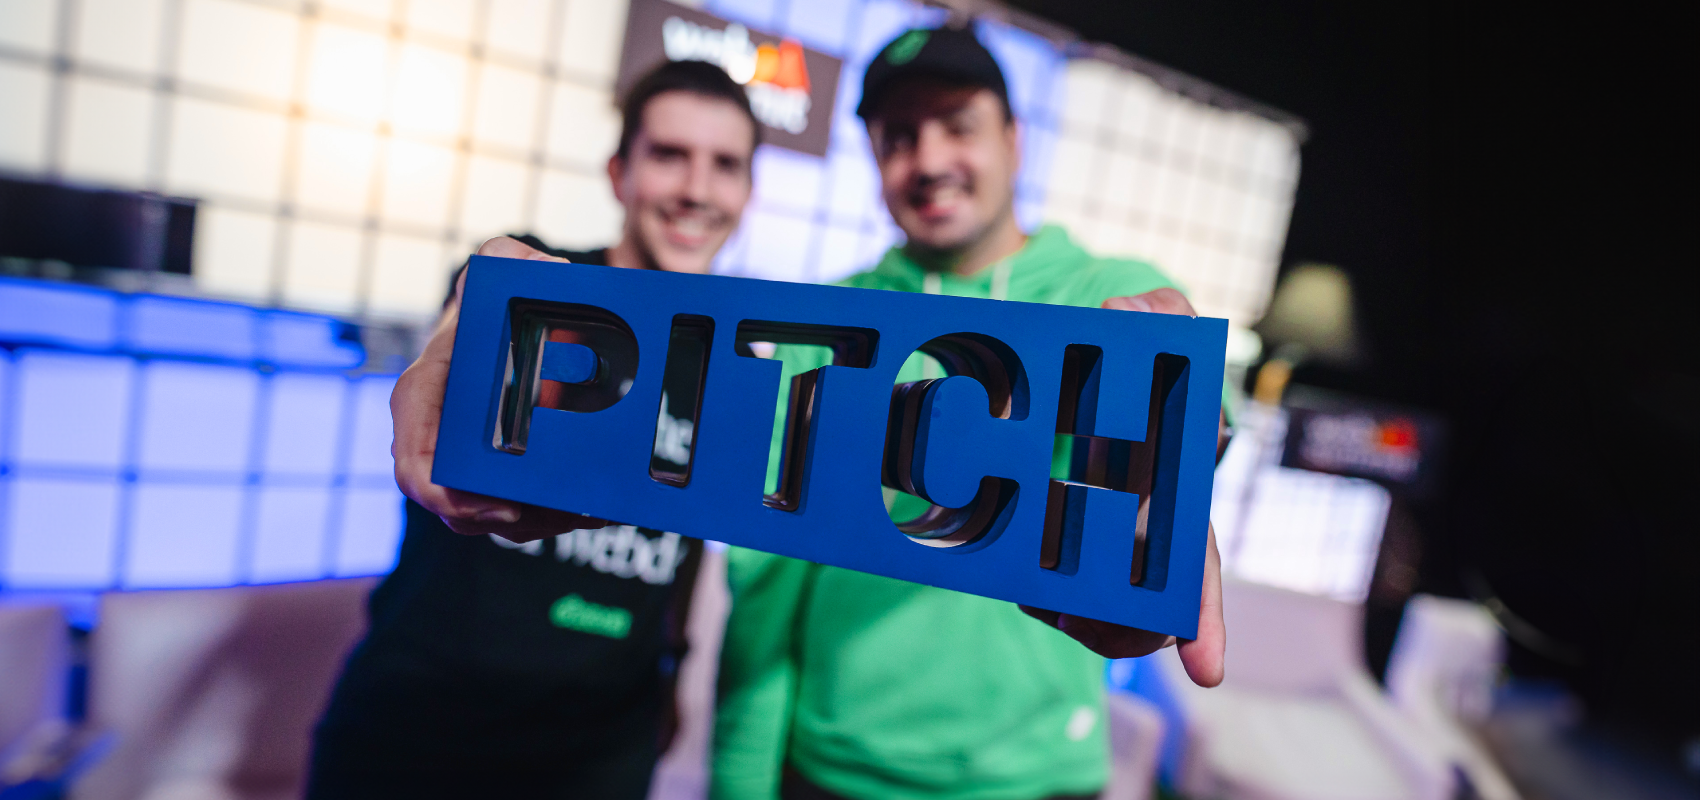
(1007, 0), (1695, 751)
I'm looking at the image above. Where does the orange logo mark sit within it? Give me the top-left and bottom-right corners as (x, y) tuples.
(752, 39), (810, 92)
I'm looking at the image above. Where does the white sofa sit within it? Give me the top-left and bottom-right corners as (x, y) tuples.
(1133, 578), (1454, 800)
(71, 579), (374, 800)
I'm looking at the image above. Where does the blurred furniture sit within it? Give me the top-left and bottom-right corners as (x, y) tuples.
(1134, 578), (1452, 800)
(1102, 692), (1164, 800)
(0, 602), (69, 770)
(1386, 595), (1519, 800)
(70, 579), (374, 800)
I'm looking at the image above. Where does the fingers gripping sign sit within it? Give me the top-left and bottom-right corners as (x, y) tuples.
(391, 237), (609, 542)
(1019, 288), (1227, 688)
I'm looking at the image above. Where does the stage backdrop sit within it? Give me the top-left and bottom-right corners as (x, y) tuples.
(0, 0), (1302, 592)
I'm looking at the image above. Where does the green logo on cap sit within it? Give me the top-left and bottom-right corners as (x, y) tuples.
(886, 29), (929, 65)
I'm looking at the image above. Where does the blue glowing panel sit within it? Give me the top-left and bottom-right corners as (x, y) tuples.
(333, 487), (403, 577)
(753, 146), (825, 213)
(13, 351), (135, 470)
(707, 0), (778, 27)
(347, 376), (397, 478)
(850, 0), (915, 67)
(828, 81), (869, 156)
(977, 18), (1060, 125)
(126, 296), (257, 361)
(741, 210), (815, 282)
(1016, 194), (1047, 236)
(825, 150), (880, 223)
(135, 362), (258, 473)
(3, 479), (121, 588)
(780, 0), (854, 54)
(248, 486), (331, 583)
(0, 278), (118, 350)
(262, 312), (364, 369)
(0, 350), (12, 460)
(1019, 125), (1059, 205)
(122, 483), (243, 588)
(261, 373), (346, 476)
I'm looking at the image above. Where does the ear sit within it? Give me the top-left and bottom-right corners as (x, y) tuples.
(607, 154), (627, 204)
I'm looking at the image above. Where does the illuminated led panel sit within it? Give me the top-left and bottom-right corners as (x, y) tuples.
(13, 352), (134, 471)
(261, 373), (345, 476)
(123, 483), (244, 588)
(135, 361), (258, 474)
(127, 296), (257, 361)
(334, 487), (404, 577)
(249, 486), (332, 583)
(0, 280), (119, 350)
(346, 376), (399, 478)
(4, 479), (122, 589)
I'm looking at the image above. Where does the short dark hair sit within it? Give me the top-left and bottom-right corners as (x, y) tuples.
(616, 60), (761, 160)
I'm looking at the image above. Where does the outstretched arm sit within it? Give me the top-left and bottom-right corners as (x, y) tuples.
(390, 236), (608, 542)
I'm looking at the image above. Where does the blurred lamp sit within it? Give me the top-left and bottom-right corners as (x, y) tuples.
(1251, 263), (1363, 404)
(1255, 263), (1363, 365)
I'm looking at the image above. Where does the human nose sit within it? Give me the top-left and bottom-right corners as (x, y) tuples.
(683, 153), (714, 205)
(913, 121), (953, 178)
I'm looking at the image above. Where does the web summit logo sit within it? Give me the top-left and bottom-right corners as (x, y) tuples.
(661, 17), (812, 134)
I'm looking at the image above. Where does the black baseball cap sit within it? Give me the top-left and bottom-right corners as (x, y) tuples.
(856, 24), (1011, 121)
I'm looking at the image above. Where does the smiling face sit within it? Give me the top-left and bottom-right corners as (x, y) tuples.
(608, 91), (756, 274)
(867, 79), (1020, 256)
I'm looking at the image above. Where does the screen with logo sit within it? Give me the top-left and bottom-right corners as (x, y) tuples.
(618, 0), (844, 156)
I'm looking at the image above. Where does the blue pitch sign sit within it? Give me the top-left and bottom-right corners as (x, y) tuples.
(435, 258), (1226, 637)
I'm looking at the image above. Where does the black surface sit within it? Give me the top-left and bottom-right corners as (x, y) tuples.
(0, 177), (195, 274)
(1009, 0), (1695, 755)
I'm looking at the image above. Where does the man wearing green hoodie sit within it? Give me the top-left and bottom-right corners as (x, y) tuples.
(711, 24), (1225, 800)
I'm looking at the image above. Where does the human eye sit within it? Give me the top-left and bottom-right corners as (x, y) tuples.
(648, 144), (688, 162)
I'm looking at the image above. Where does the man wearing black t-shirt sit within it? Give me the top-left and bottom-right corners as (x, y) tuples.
(308, 60), (760, 799)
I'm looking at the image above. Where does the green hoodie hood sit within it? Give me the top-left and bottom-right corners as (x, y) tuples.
(844, 224), (1179, 307)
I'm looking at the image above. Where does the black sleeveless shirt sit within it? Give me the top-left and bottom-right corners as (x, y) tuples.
(311, 243), (702, 788)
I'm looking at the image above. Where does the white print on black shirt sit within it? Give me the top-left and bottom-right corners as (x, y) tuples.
(653, 392), (693, 466)
(489, 526), (686, 586)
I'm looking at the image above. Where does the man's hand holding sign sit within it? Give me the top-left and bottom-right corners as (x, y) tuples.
(392, 234), (1226, 688)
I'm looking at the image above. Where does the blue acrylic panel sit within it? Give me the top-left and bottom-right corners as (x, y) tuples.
(333, 487), (404, 577)
(436, 258), (1227, 637)
(262, 311), (364, 369)
(3, 478), (121, 588)
(126, 296), (258, 361)
(249, 486), (332, 583)
(347, 376), (398, 478)
(261, 373), (346, 475)
(135, 361), (258, 473)
(13, 351), (135, 471)
(122, 483), (243, 588)
(0, 278), (118, 350)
